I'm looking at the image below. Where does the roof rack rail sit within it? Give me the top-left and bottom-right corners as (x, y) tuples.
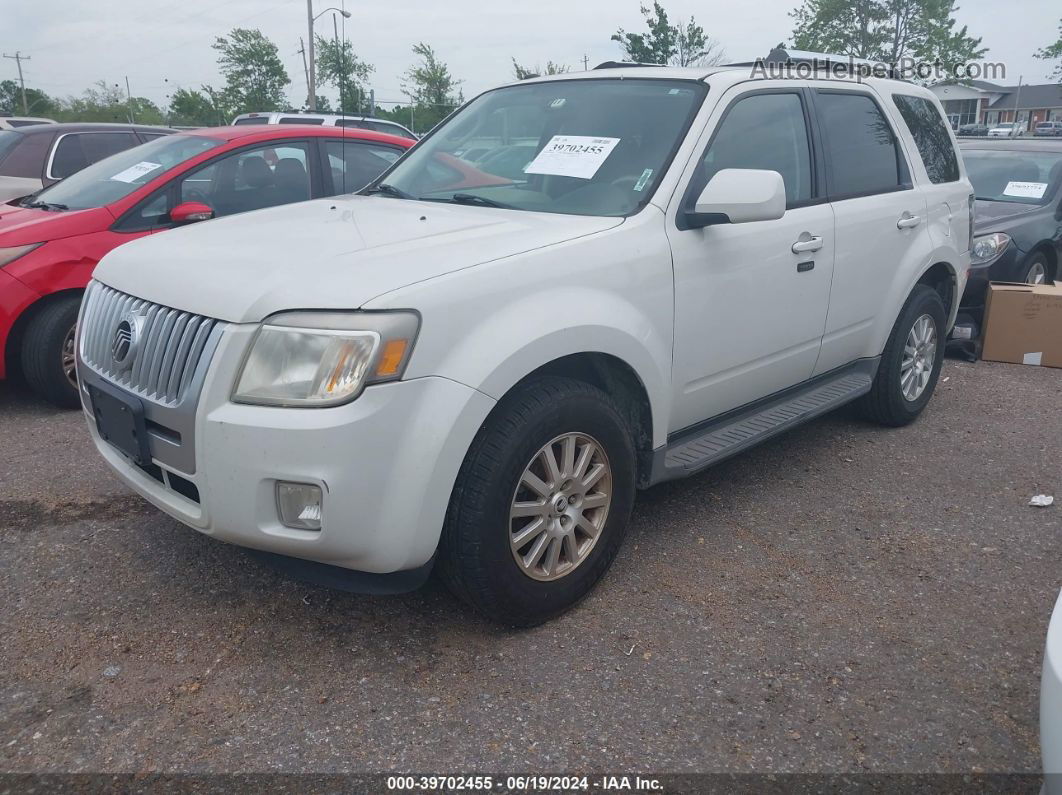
(593, 61), (666, 70)
(727, 47), (901, 80)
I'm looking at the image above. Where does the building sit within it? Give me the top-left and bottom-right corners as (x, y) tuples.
(928, 80), (1062, 130)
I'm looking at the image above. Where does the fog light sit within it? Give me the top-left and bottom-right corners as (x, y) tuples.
(276, 482), (323, 530)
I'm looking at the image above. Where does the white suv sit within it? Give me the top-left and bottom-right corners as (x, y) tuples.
(77, 61), (971, 625)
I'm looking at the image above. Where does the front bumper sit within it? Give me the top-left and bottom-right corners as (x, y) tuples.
(80, 321), (496, 574)
(959, 243), (1025, 317)
(1044, 590), (1062, 792)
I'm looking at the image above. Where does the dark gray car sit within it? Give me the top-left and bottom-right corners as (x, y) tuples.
(0, 122), (175, 202)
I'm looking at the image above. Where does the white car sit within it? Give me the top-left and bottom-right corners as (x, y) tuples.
(1044, 591), (1062, 792)
(78, 55), (972, 625)
(231, 112), (417, 141)
(988, 122), (1024, 137)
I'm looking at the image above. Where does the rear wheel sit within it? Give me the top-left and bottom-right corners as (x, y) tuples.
(857, 284), (945, 427)
(438, 376), (636, 626)
(20, 295), (82, 409)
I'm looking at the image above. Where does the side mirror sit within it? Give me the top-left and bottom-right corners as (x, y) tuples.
(685, 168), (787, 228)
(170, 201), (214, 225)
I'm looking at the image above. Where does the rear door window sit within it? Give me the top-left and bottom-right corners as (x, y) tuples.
(324, 139), (403, 193)
(892, 95), (960, 184)
(815, 91), (907, 198)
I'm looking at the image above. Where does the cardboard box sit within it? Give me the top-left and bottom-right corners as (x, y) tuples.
(981, 282), (1062, 368)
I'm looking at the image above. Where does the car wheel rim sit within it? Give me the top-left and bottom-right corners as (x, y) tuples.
(1026, 262), (1047, 285)
(509, 432), (612, 582)
(900, 314), (937, 402)
(62, 323), (78, 388)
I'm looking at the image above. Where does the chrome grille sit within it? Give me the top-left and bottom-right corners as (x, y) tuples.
(79, 282), (222, 406)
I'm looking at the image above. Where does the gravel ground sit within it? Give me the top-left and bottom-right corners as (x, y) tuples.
(0, 358), (1059, 775)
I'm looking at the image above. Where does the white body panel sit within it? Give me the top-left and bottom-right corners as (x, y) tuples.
(1044, 590), (1062, 792)
(82, 67), (972, 575)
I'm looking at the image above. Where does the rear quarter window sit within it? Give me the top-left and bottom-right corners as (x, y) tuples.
(892, 95), (960, 184)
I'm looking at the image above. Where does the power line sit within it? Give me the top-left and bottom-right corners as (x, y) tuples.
(3, 51), (31, 114)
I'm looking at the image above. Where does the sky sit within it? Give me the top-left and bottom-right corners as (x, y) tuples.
(3, 0), (1060, 114)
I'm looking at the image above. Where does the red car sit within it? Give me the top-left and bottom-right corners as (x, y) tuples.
(0, 125), (413, 407)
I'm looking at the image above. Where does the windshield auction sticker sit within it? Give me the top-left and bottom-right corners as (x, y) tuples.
(1002, 181), (1048, 199)
(110, 161), (164, 183)
(524, 136), (621, 179)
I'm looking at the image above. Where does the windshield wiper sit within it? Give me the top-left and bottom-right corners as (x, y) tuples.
(447, 193), (514, 209)
(364, 182), (413, 200)
(20, 199), (68, 211)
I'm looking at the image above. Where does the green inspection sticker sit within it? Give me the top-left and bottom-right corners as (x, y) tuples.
(633, 168), (653, 191)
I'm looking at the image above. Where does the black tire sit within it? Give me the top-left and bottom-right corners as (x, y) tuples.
(438, 376), (636, 627)
(857, 284), (946, 427)
(20, 296), (82, 409)
(1020, 252), (1051, 285)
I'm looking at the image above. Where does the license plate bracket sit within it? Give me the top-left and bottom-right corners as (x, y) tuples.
(87, 382), (151, 466)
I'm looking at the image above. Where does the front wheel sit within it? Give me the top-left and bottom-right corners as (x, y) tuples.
(437, 376), (636, 626)
(1022, 253), (1050, 285)
(20, 295), (82, 409)
(857, 284), (946, 427)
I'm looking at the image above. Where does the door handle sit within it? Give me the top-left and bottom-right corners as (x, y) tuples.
(897, 212), (922, 229)
(791, 234), (823, 254)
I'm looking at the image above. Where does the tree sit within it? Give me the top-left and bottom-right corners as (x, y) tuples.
(402, 43), (462, 132)
(511, 59), (570, 79)
(611, 3), (677, 65)
(611, 4), (724, 67)
(212, 28), (290, 114)
(315, 34), (374, 114)
(50, 80), (153, 123)
(0, 80), (57, 117)
(674, 17), (726, 66)
(1035, 18), (1062, 82)
(790, 0), (985, 69)
(168, 87), (227, 127)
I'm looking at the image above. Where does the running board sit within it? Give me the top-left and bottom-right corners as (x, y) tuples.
(650, 359), (878, 484)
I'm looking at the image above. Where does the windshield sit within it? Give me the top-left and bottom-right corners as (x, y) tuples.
(964, 148), (1062, 204)
(373, 78), (706, 217)
(32, 134), (223, 209)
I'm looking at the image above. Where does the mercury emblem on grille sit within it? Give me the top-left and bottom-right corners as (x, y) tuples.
(111, 310), (145, 371)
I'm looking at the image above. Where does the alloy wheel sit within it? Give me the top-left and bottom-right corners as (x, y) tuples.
(900, 314), (937, 402)
(62, 323), (77, 388)
(1026, 261), (1047, 285)
(509, 432), (612, 582)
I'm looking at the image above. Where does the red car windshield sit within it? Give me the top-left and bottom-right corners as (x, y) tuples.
(30, 134), (223, 210)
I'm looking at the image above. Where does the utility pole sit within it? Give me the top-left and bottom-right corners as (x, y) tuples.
(3, 51), (30, 114)
(582, 54), (590, 71)
(369, 88), (375, 118)
(306, 0), (317, 111)
(298, 38), (310, 110)
(1012, 75), (1024, 136)
(124, 76), (135, 123)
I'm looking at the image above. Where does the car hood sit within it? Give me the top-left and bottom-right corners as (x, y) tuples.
(93, 195), (623, 323)
(0, 203), (113, 245)
(974, 198), (1041, 231)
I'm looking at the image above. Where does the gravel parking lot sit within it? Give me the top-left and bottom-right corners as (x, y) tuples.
(0, 358), (1059, 776)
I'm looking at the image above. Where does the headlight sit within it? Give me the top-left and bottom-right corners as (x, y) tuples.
(0, 243), (43, 267)
(971, 232), (1011, 265)
(233, 310), (419, 407)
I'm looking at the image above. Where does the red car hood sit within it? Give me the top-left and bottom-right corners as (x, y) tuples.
(0, 205), (114, 246)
